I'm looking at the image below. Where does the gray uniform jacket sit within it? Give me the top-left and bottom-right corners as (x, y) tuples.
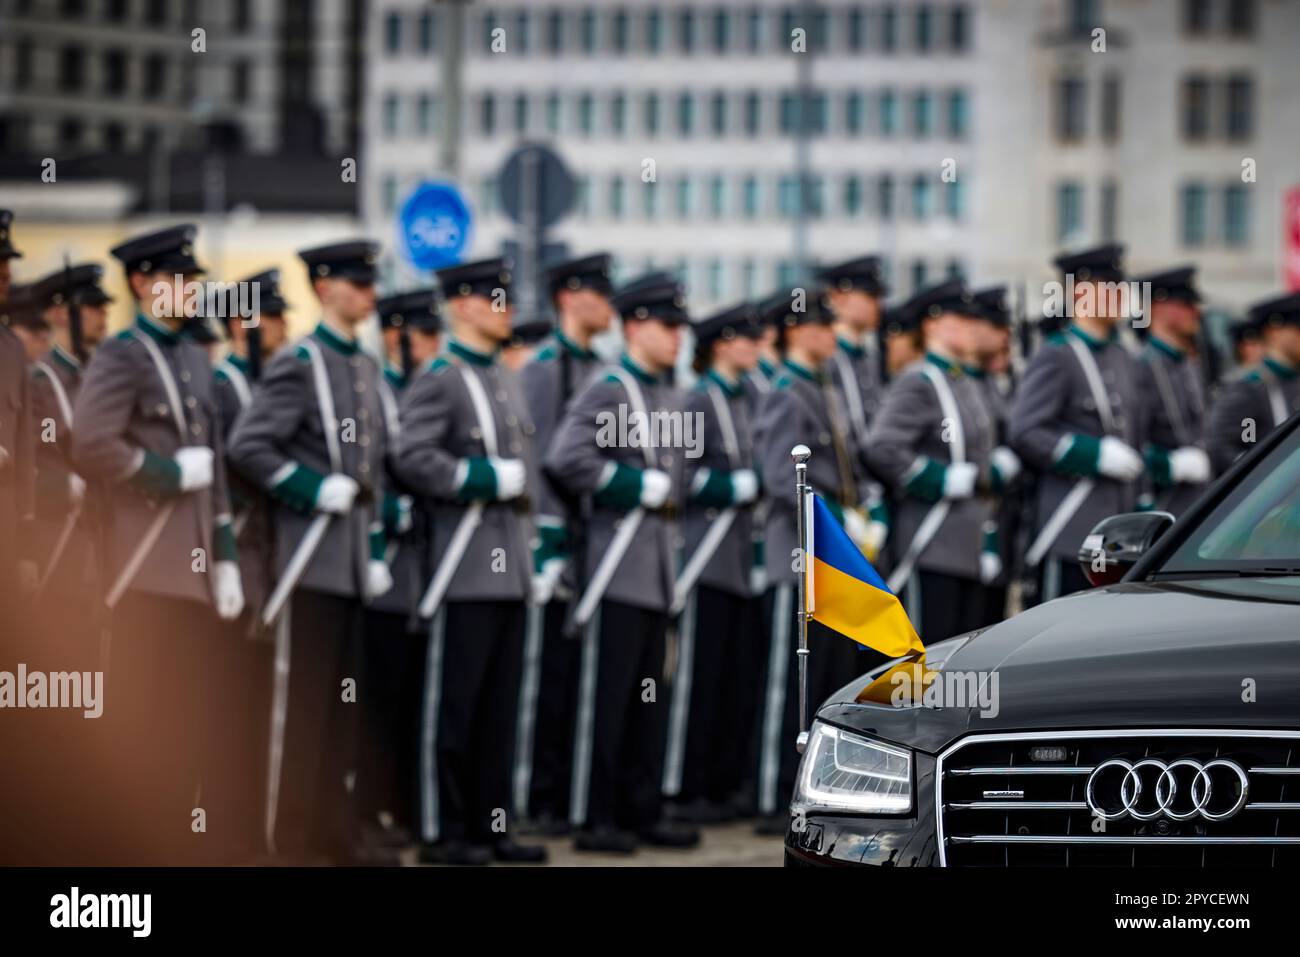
(72, 314), (234, 606)
(393, 340), (536, 604)
(864, 355), (996, 582)
(370, 373), (423, 616)
(0, 325), (35, 581)
(1207, 358), (1300, 476)
(213, 353), (271, 615)
(227, 322), (389, 601)
(1137, 338), (1208, 516)
(543, 355), (684, 614)
(682, 370), (756, 598)
(829, 335), (888, 513)
(29, 346), (86, 574)
(753, 359), (860, 586)
(1009, 328), (1144, 562)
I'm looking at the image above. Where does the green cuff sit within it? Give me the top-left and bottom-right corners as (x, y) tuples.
(369, 525), (386, 562)
(752, 537), (765, 569)
(1053, 434), (1100, 478)
(981, 525), (1000, 556)
(271, 463), (325, 514)
(868, 500), (890, 527)
(692, 468), (734, 508)
(904, 458), (947, 504)
(990, 464), (1007, 494)
(534, 523), (568, 571)
(1145, 445), (1173, 489)
(214, 520), (239, 563)
(130, 450), (183, 498)
(381, 492), (408, 535)
(594, 462), (642, 511)
(457, 457), (497, 503)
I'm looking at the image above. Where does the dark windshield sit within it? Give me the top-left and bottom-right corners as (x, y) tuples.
(1161, 424), (1300, 574)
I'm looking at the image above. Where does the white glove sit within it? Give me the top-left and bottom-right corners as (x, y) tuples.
(175, 446), (214, 492)
(991, 446), (1021, 485)
(366, 559), (393, 599)
(942, 462), (979, 499)
(730, 468), (759, 505)
(979, 551), (1003, 585)
(639, 468), (672, 509)
(1097, 437), (1144, 482)
(490, 457), (527, 501)
(861, 520), (888, 560)
(213, 560), (245, 621)
(68, 472), (87, 506)
(316, 473), (360, 514)
(530, 557), (566, 606)
(843, 507), (870, 547)
(1170, 446), (1211, 484)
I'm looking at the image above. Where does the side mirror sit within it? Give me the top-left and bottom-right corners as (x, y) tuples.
(1077, 511), (1175, 587)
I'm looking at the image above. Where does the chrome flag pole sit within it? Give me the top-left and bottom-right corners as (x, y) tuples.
(792, 444), (811, 754)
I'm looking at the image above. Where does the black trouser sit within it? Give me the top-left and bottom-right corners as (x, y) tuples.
(569, 599), (669, 832)
(100, 591), (231, 864)
(664, 585), (754, 806)
(420, 599), (525, 846)
(268, 589), (363, 859)
(358, 607), (425, 835)
(752, 582), (887, 818)
(523, 599), (579, 822)
(981, 582), (1009, 629)
(1036, 557), (1092, 605)
(901, 570), (988, 643)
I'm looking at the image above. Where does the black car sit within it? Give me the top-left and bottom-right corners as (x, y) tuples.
(786, 415), (1300, 867)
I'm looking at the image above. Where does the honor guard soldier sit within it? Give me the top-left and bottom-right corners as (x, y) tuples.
(751, 286), (865, 832)
(514, 252), (614, 834)
(1229, 315), (1264, 369)
(544, 272), (700, 855)
(1207, 292), (1300, 474)
(662, 302), (763, 824)
(864, 280), (1000, 640)
(393, 257), (548, 867)
(1009, 245), (1146, 603)
(72, 224), (246, 863)
(1132, 267), (1212, 514)
(882, 301), (926, 378)
(0, 210), (38, 603)
(501, 314), (553, 371)
(227, 240), (397, 865)
(356, 288), (438, 852)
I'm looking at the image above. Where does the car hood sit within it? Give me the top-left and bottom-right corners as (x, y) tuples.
(817, 577), (1300, 755)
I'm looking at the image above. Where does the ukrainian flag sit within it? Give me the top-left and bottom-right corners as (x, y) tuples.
(807, 494), (924, 659)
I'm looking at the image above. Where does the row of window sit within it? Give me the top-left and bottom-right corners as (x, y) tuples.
(1054, 180), (1252, 248)
(381, 87), (971, 141)
(1181, 0), (1258, 36)
(382, 3), (973, 58)
(9, 40), (190, 101)
(1181, 74), (1255, 142)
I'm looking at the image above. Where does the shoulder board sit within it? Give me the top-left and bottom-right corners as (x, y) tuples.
(214, 365), (231, 381)
(1241, 368), (1264, 384)
(426, 356), (451, 376)
(772, 373), (795, 390)
(532, 343), (558, 363)
(1043, 332), (1068, 348)
(113, 328), (136, 343)
(293, 342), (313, 363)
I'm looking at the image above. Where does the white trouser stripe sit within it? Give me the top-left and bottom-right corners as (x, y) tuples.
(419, 609), (447, 843)
(661, 589), (698, 797)
(512, 601), (546, 818)
(758, 584), (792, 815)
(264, 603), (293, 854)
(568, 606), (602, 828)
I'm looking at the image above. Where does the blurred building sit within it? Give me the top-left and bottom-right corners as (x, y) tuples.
(364, 0), (1299, 313)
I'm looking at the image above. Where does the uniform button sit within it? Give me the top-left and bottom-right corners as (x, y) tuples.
(156, 403), (168, 416)
(350, 356), (360, 368)
(496, 390), (508, 402)
(185, 396), (197, 409)
(354, 382), (366, 393)
(662, 454), (673, 466)
(510, 441), (521, 454)
(819, 432), (831, 444)
(523, 423), (535, 436)
(360, 435), (371, 447)
(180, 370), (191, 383)
(190, 424), (201, 436)
(705, 508), (717, 520)
(359, 407), (370, 419)
(506, 415), (518, 426)
(470, 427), (482, 440)
(359, 462), (370, 474)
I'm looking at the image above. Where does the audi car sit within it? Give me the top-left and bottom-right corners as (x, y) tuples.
(785, 414), (1300, 867)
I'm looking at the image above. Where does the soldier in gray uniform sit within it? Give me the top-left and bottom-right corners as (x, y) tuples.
(1009, 245), (1146, 604)
(515, 252), (614, 834)
(866, 279), (1001, 641)
(661, 302), (763, 824)
(1208, 292), (1300, 474)
(544, 273), (700, 854)
(751, 286), (865, 832)
(72, 225), (246, 863)
(227, 240), (397, 864)
(393, 257), (547, 866)
(0, 210), (37, 607)
(1132, 267), (1212, 515)
(356, 288), (436, 852)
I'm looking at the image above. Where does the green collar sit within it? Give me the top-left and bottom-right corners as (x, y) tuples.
(1263, 356), (1298, 381)
(313, 321), (358, 355)
(961, 362), (986, 379)
(134, 312), (181, 345)
(224, 352), (250, 374)
(52, 343), (82, 372)
(705, 367), (742, 398)
(1147, 335), (1185, 363)
(925, 351), (963, 377)
(556, 329), (597, 361)
(837, 335), (865, 359)
(782, 357), (824, 384)
(383, 362), (406, 387)
(448, 338), (495, 368)
(757, 356), (778, 380)
(1068, 323), (1116, 351)
(619, 352), (660, 385)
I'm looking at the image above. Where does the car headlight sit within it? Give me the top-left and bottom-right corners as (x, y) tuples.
(792, 722), (913, 815)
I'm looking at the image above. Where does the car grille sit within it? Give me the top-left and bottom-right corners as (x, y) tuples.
(937, 730), (1300, 867)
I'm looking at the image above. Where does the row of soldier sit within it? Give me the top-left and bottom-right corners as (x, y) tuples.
(0, 208), (1298, 862)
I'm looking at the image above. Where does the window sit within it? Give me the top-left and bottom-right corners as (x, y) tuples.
(878, 174), (895, 219)
(419, 11), (436, 53)
(644, 93), (660, 134)
(944, 179), (964, 220)
(642, 181), (660, 220)
(610, 93), (626, 135)
(646, 9), (664, 52)
(843, 176), (863, 216)
(740, 258), (757, 297)
(512, 93), (528, 134)
(677, 92), (694, 136)
(107, 0), (128, 21)
(845, 92), (865, 136)
(911, 174), (932, 219)
(104, 49), (127, 95)
(677, 8), (694, 52)
(745, 6), (763, 52)
(143, 53), (166, 100)
(1223, 185), (1250, 246)
(946, 90), (968, 138)
(910, 260), (927, 293)
(675, 177), (693, 218)
(232, 60), (250, 104)
(59, 45), (84, 93)
(779, 92), (799, 135)
(1182, 0), (1211, 34)
(59, 117), (82, 150)
(1225, 75), (1253, 141)
(484, 12), (499, 49)
(385, 11), (402, 53)
(1055, 76), (1086, 142)
(609, 177), (626, 219)
(103, 122), (125, 152)
(1056, 181), (1084, 242)
(1227, 0), (1256, 37)
(233, 0), (251, 32)
(383, 92), (400, 136)
(575, 176), (591, 217)
(743, 91), (762, 136)
(807, 175), (825, 218)
(513, 10), (530, 53)
(382, 175), (398, 214)
(880, 5), (897, 51)
(580, 8), (597, 53)
(879, 89), (898, 135)
(612, 8), (629, 52)
(1180, 183), (1207, 246)
(480, 94), (496, 135)
(912, 91), (932, 137)
(708, 175), (725, 218)
(710, 92), (727, 136)
(777, 260), (798, 290)
(916, 4), (933, 51)
(577, 93), (594, 135)
(777, 175), (799, 218)
(1181, 75), (1210, 141)
(1068, 0), (1099, 34)
(707, 259), (724, 300)
(1101, 74), (1121, 141)
(1100, 180), (1118, 241)
(712, 8), (729, 52)
(546, 8), (564, 55)
(419, 94), (438, 135)
(546, 92), (561, 132)
(950, 5), (969, 50)
(742, 175), (760, 218)
(846, 7), (865, 51)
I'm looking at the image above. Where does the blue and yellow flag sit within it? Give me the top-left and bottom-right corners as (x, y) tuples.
(807, 494), (924, 659)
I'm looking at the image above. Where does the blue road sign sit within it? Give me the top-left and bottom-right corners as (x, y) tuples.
(398, 181), (472, 270)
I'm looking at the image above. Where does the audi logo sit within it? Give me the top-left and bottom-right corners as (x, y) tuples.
(1085, 758), (1249, 822)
